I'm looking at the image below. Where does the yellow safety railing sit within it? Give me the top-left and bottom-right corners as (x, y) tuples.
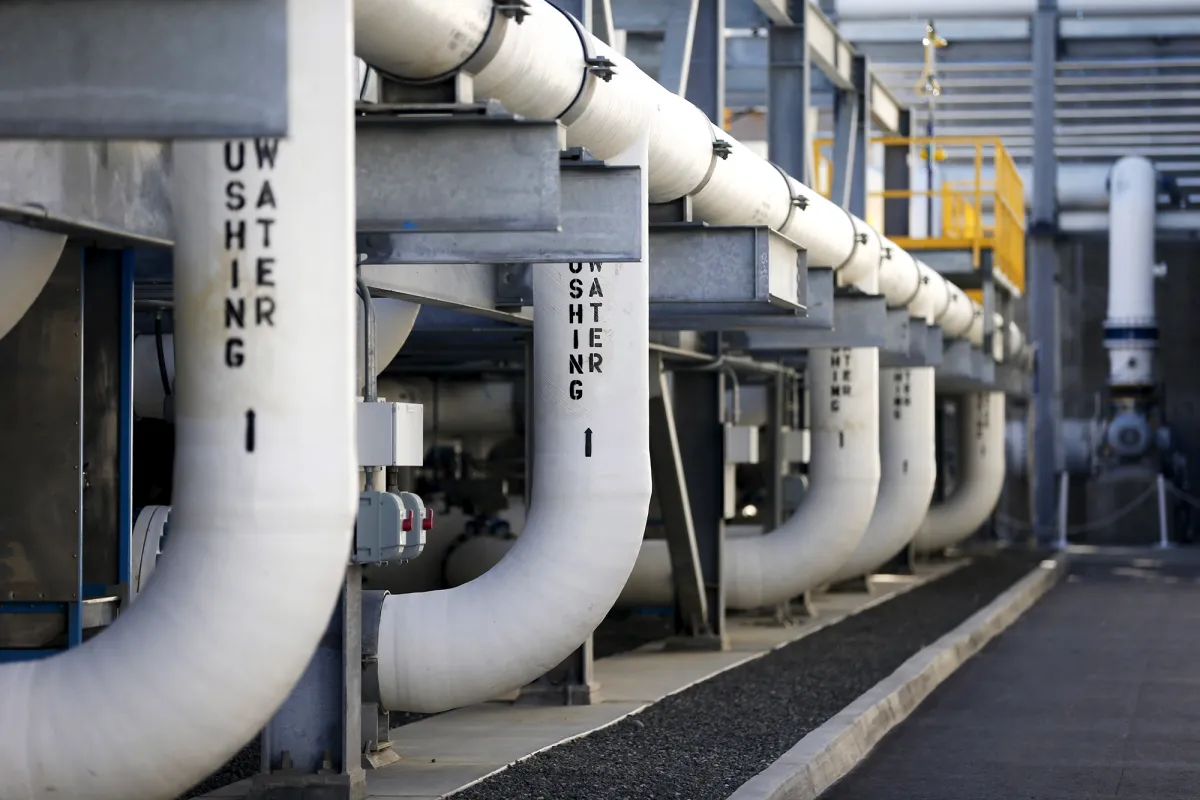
(811, 136), (1026, 296)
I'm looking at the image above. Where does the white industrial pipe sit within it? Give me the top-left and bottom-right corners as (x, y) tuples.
(835, 0), (1200, 17)
(372, 137), (653, 713)
(912, 392), (1006, 554)
(0, 3), (358, 798)
(133, 298), (418, 420)
(0, 221), (67, 343)
(830, 367), (936, 582)
(447, 347), (881, 610)
(1105, 156), (1159, 390)
(352, 0), (988, 332)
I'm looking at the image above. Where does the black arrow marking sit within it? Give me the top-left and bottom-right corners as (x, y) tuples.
(585, 428), (593, 458)
(245, 409), (256, 453)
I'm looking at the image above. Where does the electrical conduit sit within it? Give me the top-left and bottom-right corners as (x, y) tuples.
(371, 135), (653, 713)
(0, 2), (358, 798)
(912, 392), (1007, 554)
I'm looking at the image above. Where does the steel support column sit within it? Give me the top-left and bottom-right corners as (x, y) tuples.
(762, 374), (787, 532)
(685, 0), (725, 122)
(833, 54), (870, 216)
(252, 571), (366, 800)
(648, 353), (711, 640)
(883, 109), (911, 238)
(768, 3), (811, 184)
(670, 367), (727, 649)
(658, 0), (701, 97)
(1030, 0), (1061, 541)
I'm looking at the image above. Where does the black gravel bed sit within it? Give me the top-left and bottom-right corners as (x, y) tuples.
(180, 611), (677, 797)
(177, 735), (259, 799)
(452, 550), (1046, 800)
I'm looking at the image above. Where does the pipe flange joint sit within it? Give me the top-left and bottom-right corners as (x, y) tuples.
(690, 131), (732, 197)
(832, 203), (865, 273)
(770, 161), (808, 233)
(370, 0), (522, 87)
(551, 3), (619, 124)
(494, 0), (531, 23)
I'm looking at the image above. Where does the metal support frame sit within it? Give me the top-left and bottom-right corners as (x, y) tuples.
(936, 340), (997, 393)
(762, 373), (787, 533)
(0, 0), (288, 138)
(668, 366), (727, 649)
(685, 0), (726, 122)
(737, 292), (889, 350)
(768, 4), (812, 184)
(657, 0), (703, 97)
(1030, 0), (1061, 542)
(648, 353), (716, 644)
(252, 572), (366, 800)
(359, 153), (642, 266)
(883, 110), (911, 239)
(832, 55), (870, 216)
(355, 105), (562, 234)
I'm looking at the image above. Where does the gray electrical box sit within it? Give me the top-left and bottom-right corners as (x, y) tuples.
(354, 490), (431, 565)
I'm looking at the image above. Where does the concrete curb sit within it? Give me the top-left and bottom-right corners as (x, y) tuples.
(727, 553), (1069, 800)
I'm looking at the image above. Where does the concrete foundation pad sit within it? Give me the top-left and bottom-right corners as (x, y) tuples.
(725, 553), (1067, 800)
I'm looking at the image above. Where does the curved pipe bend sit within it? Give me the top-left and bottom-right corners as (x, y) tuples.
(829, 367), (936, 583)
(912, 392), (1006, 555)
(374, 139), (653, 714)
(445, 349), (880, 611)
(0, 4), (358, 797)
(0, 220), (67, 343)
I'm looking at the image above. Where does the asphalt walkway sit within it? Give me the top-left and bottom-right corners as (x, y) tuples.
(821, 547), (1200, 800)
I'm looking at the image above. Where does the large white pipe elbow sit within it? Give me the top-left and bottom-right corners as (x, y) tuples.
(0, 221), (67, 343)
(723, 348), (880, 608)
(830, 367), (936, 582)
(444, 349), (880, 610)
(134, 298), (417, 420)
(912, 392), (1006, 554)
(0, 4), (358, 797)
(1105, 155), (1159, 389)
(373, 140), (653, 714)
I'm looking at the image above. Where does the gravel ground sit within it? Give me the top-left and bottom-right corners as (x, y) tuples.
(177, 735), (259, 800)
(452, 550), (1044, 800)
(178, 610), (676, 797)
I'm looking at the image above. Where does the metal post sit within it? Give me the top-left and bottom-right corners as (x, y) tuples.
(685, 0), (725, 123)
(883, 109), (911, 237)
(1157, 473), (1171, 549)
(1056, 471), (1069, 549)
(252, 573), (367, 799)
(658, 0), (701, 97)
(648, 353), (711, 639)
(768, 1), (811, 185)
(117, 250), (135, 610)
(833, 55), (869, 216)
(671, 366), (727, 649)
(763, 374), (786, 533)
(1030, 0), (1061, 543)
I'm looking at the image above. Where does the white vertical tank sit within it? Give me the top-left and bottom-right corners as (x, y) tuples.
(1104, 156), (1159, 390)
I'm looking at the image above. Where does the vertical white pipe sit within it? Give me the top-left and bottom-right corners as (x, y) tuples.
(912, 392), (1006, 554)
(373, 134), (652, 713)
(0, 2), (358, 798)
(1105, 156), (1159, 389)
(830, 366), (936, 582)
(0, 221), (67, 343)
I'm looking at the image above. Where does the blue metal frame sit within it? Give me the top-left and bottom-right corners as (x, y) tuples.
(69, 249), (87, 648)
